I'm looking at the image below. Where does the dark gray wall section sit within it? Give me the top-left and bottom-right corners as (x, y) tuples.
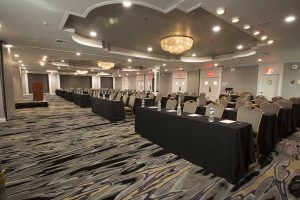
(60, 75), (92, 88)
(101, 77), (113, 88)
(282, 62), (300, 98)
(221, 65), (259, 95)
(28, 73), (49, 93)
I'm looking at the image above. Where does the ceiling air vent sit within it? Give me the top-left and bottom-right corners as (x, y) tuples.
(55, 39), (67, 43)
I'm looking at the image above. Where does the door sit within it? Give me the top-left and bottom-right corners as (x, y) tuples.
(261, 75), (279, 100)
(200, 77), (220, 101)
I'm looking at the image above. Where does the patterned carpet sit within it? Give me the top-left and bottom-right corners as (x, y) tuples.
(0, 95), (299, 200)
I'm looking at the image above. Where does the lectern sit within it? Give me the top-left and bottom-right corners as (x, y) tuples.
(32, 81), (43, 101)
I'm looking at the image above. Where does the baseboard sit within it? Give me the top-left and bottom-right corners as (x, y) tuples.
(0, 118), (6, 123)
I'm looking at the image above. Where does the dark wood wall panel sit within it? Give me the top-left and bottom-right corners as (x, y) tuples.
(101, 77), (113, 88)
(28, 73), (49, 93)
(60, 75), (92, 88)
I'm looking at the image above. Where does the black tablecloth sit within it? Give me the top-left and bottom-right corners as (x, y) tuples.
(73, 94), (91, 108)
(60, 91), (66, 98)
(55, 89), (61, 96)
(91, 97), (125, 122)
(183, 96), (198, 102)
(196, 107), (277, 155)
(277, 108), (297, 138)
(133, 98), (155, 112)
(293, 104), (300, 128)
(135, 107), (255, 184)
(64, 91), (73, 102)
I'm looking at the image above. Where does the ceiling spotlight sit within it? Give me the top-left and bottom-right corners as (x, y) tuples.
(213, 25), (221, 32)
(128, 58), (132, 62)
(128, 66), (132, 69)
(214, 63), (219, 67)
(40, 61), (45, 66)
(122, 1), (132, 8)
(243, 24), (251, 30)
(0, 24), (2, 28)
(76, 52), (81, 56)
(21, 64), (25, 67)
(261, 35), (268, 41)
(216, 7), (225, 15)
(91, 69), (94, 72)
(147, 47), (153, 52)
(258, 58), (262, 62)
(237, 45), (243, 50)
(192, 53), (196, 57)
(253, 30), (260, 36)
(118, 74), (121, 77)
(179, 67), (183, 71)
(58, 67), (61, 69)
(162, 63), (166, 66)
(14, 54), (19, 58)
(285, 15), (296, 23)
(126, 73), (129, 76)
(61, 59), (65, 62)
(267, 40), (274, 45)
(165, 69), (168, 72)
(232, 17), (239, 23)
(137, 72), (139, 75)
(18, 60), (22, 63)
(90, 31), (97, 37)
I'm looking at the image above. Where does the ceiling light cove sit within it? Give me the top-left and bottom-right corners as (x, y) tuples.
(232, 17), (239, 23)
(212, 25), (221, 32)
(216, 7), (225, 15)
(147, 47), (153, 52)
(253, 30), (260, 36)
(243, 24), (251, 30)
(285, 15), (296, 23)
(89, 31), (97, 37)
(237, 45), (243, 50)
(122, 1), (132, 8)
(160, 35), (193, 54)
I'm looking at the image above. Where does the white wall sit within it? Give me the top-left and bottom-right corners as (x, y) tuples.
(199, 68), (222, 101)
(21, 72), (29, 95)
(92, 76), (101, 88)
(172, 71), (187, 92)
(48, 73), (60, 95)
(187, 70), (200, 95)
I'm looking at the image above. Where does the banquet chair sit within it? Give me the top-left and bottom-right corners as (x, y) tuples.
(149, 93), (155, 99)
(260, 102), (280, 115)
(183, 92), (189, 96)
(219, 98), (229, 108)
(222, 96), (231, 102)
(276, 99), (293, 109)
(116, 93), (122, 100)
(142, 93), (147, 98)
(123, 94), (128, 106)
(199, 93), (207, 106)
(183, 100), (198, 114)
(255, 97), (268, 106)
(124, 95), (136, 115)
(272, 96), (283, 102)
(236, 96), (245, 101)
(171, 92), (177, 98)
(237, 106), (263, 163)
(235, 99), (251, 110)
(166, 99), (177, 110)
(191, 92), (197, 96)
(205, 103), (224, 118)
(290, 97), (300, 104)
(155, 93), (162, 103)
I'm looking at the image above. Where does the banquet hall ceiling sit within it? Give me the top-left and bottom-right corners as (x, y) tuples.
(0, 0), (300, 74)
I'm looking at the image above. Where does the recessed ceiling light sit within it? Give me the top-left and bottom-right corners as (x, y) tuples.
(165, 69), (168, 72)
(285, 15), (296, 23)
(232, 17), (239, 23)
(237, 45), (243, 50)
(258, 58), (262, 62)
(214, 63), (219, 67)
(179, 67), (183, 70)
(162, 63), (166, 66)
(216, 7), (225, 15)
(128, 58), (132, 62)
(261, 35), (268, 41)
(90, 31), (97, 37)
(58, 67), (61, 69)
(243, 24), (251, 30)
(137, 72), (139, 75)
(76, 52), (81, 56)
(147, 47), (153, 52)
(61, 59), (65, 62)
(21, 64), (25, 67)
(128, 66), (132, 68)
(126, 73), (129, 76)
(267, 40), (274, 45)
(91, 69), (94, 72)
(212, 25), (221, 32)
(122, 1), (132, 8)
(192, 53), (196, 57)
(14, 54), (19, 58)
(253, 30), (260, 36)
(40, 61), (45, 66)
(0, 24), (2, 28)
(149, 71), (152, 74)
(18, 60), (22, 63)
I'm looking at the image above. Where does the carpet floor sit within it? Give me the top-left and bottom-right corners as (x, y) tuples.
(0, 95), (299, 200)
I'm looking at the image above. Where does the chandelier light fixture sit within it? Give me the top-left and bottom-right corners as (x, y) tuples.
(160, 35), (194, 55)
(97, 61), (115, 70)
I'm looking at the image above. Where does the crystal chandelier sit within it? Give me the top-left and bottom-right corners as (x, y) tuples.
(98, 61), (115, 70)
(160, 35), (194, 55)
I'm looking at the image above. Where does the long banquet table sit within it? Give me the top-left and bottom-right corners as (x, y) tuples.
(73, 93), (91, 108)
(135, 107), (255, 184)
(64, 91), (74, 102)
(91, 97), (125, 122)
(133, 98), (155, 112)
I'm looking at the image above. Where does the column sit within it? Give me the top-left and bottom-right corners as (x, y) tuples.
(48, 73), (60, 95)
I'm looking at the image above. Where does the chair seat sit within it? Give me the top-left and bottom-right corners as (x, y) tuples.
(124, 106), (132, 111)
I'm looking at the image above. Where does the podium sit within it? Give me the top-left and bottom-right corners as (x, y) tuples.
(32, 81), (43, 101)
